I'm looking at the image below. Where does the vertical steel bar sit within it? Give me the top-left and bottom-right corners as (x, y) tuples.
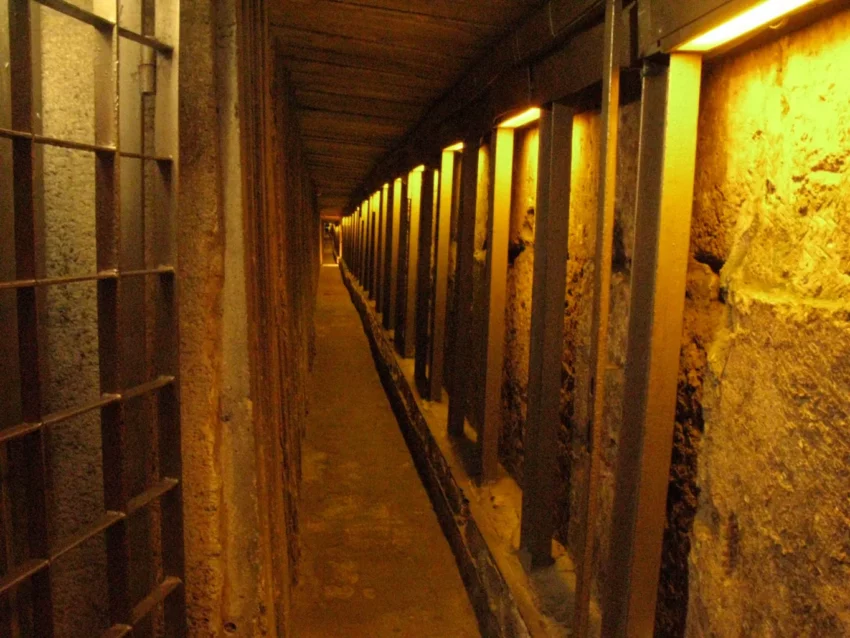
(520, 102), (575, 566)
(9, 2), (53, 634)
(414, 168), (435, 397)
(481, 127), (513, 481)
(602, 53), (702, 638)
(576, 0), (621, 633)
(447, 137), (480, 437)
(383, 179), (401, 331)
(429, 151), (455, 402)
(154, 1), (186, 633)
(393, 178), (409, 353)
(400, 170), (421, 358)
(375, 186), (386, 313)
(96, 1), (133, 626)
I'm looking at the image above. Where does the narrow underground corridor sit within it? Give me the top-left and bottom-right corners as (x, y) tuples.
(292, 249), (480, 637)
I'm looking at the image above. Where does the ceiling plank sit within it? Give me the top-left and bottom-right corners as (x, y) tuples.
(281, 0), (541, 26)
(296, 90), (425, 123)
(270, 3), (498, 52)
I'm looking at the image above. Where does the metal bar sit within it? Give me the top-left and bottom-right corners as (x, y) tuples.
(0, 560), (49, 597)
(101, 624), (132, 638)
(0, 270), (118, 291)
(429, 151), (456, 402)
(414, 168), (436, 397)
(375, 186), (387, 312)
(51, 511), (125, 562)
(383, 179), (401, 330)
(33, 0), (114, 29)
(117, 26), (173, 54)
(129, 576), (182, 625)
(520, 102), (575, 567)
(9, 2), (55, 631)
(370, 192), (379, 300)
(0, 128), (118, 154)
(576, 0), (621, 633)
(119, 150), (173, 162)
(97, 6), (132, 625)
(480, 127), (513, 481)
(447, 136), (480, 437)
(393, 179), (410, 353)
(401, 170), (422, 358)
(602, 53), (703, 638)
(126, 477), (179, 516)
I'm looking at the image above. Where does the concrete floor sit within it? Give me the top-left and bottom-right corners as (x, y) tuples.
(292, 260), (480, 637)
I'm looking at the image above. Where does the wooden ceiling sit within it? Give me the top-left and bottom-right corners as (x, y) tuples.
(270, 0), (544, 215)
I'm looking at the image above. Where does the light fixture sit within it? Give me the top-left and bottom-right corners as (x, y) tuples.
(498, 107), (541, 129)
(678, 0), (817, 52)
(412, 164), (426, 173)
(444, 142), (464, 152)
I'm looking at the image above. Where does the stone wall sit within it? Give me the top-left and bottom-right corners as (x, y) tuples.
(500, 126), (539, 480)
(675, 10), (850, 637)
(178, 0), (319, 636)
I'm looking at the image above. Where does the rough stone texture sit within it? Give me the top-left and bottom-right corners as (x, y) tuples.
(38, 7), (110, 636)
(469, 144), (493, 431)
(553, 102), (641, 606)
(500, 126), (539, 481)
(677, 11), (850, 637)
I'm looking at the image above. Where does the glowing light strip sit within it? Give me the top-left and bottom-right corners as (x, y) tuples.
(498, 107), (541, 129)
(678, 0), (817, 52)
(411, 164), (426, 173)
(444, 142), (464, 152)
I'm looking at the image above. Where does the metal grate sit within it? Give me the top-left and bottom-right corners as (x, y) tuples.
(0, 0), (185, 636)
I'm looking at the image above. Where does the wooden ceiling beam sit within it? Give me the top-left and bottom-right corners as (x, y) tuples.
(270, 3), (496, 52)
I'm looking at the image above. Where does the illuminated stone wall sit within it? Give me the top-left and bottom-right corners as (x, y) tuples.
(679, 9), (850, 636)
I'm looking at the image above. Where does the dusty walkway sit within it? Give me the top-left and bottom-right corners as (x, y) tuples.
(292, 264), (480, 637)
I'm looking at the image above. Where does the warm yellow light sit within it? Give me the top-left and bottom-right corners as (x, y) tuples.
(498, 107), (541, 129)
(412, 164), (426, 173)
(678, 0), (816, 51)
(444, 142), (464, 152)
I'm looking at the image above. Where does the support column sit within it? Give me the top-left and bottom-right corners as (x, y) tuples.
(382, 181), (398, 329)
(577, 0), (621, 632)
(414, 168), (436, 397)
(447, 137), (480, 437)
(481, 128), (513, 481)
(399, 169), (422, 358)
(520, 102), (575, 566)
(602, 53), (702, 638)
(428, 149), (458, 402)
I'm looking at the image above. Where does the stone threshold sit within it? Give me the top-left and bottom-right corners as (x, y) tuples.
(340, 262), (582, 638)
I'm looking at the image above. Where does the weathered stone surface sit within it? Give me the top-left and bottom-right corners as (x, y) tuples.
(681, 10), (850, 636)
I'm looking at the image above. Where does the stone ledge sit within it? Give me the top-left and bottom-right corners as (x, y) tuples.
(339, 262), (537, 638)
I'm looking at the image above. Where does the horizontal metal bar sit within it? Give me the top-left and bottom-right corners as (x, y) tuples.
(129, 577), (182, 625)
(0, 560), (49, 596)
(120, 266), (175, 279)
(101, 625), (132, 638)
(51, 511), (125, 562)
(33, 0), (114, 30)
(0, 270), (118, 291)
(117, 27), (173, 54)
(43, 393), (122, 427)
(36, 133), (116, 154)
(127, 478), (179, 516)
(119, 150), (174, 162)
(0, 127), (117, 154)
(0, 422), (42, 445)
(0, 394), (121, 445)
(0, 267), (174, 291)
(122, 375), (175, 402)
